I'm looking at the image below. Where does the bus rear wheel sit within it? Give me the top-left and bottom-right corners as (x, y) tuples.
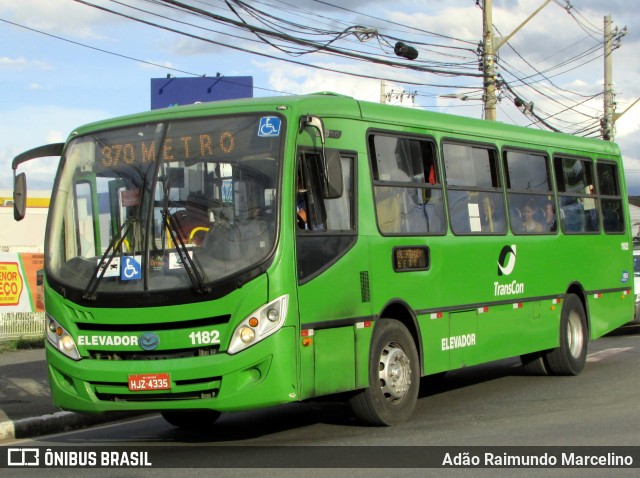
(545, 293), (588, 376)
(161, 410), (221, 429)
(350, 319), (419, 426)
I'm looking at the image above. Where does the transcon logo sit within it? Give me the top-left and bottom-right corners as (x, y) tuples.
(495, 244), (525, 297)
(497, 245), (517, 276)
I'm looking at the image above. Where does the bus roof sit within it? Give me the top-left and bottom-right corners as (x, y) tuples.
(68, 92), (620, 157)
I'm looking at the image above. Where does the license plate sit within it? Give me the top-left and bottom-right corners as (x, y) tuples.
(128, 373), (171, 391)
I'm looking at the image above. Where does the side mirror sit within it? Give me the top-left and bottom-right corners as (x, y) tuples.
(10, 142), (64, 221)
(13, 172), (27, 221)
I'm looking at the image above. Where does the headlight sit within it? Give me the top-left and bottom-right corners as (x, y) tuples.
(228, 295), (288, 354)
(46, 314), (80, 360)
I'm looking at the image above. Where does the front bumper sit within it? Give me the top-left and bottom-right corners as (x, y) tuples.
(46, 326), (298, 414)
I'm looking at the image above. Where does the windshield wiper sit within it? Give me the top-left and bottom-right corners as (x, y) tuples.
(162, 210), (211, 294)
(83, 217), (137, 300)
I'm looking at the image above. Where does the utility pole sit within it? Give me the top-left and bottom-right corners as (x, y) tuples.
(482, 0), (497, 120)
(380, 80), (387, 104)
(601, 17), (628, 140)
(482, 0), (552, 121)
(602, 16), (629, 141)
(602, 15), (614, 141)
(380, 80), (416, 106)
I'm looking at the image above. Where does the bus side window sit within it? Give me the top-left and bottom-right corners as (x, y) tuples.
(554, 156), (599, 234)
(369, 134), (445, 235)
(443, 142), (505, 235)
(597, 161), (625, 234)
(503, 150), (555, 235)
(296, 151), (356, 282)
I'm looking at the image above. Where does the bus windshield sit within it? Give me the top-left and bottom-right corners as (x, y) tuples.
(46, 114), (282, 298)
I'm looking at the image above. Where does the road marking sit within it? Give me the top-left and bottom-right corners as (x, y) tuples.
(586, 347), (634, 362)
(9, 379), (50, 397)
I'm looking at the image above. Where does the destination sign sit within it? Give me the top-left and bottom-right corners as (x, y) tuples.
(393, 246), (429, 272)
(91, 115), (284, 171)
(97, 131), (236, 168)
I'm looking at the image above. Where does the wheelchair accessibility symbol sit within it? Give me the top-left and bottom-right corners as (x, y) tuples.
(121, 256), (142, 281)
(258, 116), (281, 137)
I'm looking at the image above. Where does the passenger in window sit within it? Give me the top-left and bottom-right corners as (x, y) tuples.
(296, 172), (324, 231)
(480, 194), (506, 233)
(522, 199), (544, 233)
(544, 199), (557, 232)
(297, 200), (308, 229)
(296, 168), (310, 230)
(297, 184), (309, 230)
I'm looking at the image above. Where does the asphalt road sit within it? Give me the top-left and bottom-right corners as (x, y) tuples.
(3, 326), (640, 478)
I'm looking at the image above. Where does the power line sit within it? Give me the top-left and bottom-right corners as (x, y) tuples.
(309, 0), (478, 47)
(147, 0), (484, 76)
(0, 17), (197, 77)
(0, 16), (291, 95)
(73, 0), (486, 89)
(6, 0), (615, 130)
(480, 1), (610, 135)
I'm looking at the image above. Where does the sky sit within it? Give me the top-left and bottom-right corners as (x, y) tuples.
(2, 0), (640, 193)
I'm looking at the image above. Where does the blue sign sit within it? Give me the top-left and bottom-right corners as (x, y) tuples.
(258, 116), (281, 137)
(150, 76), (253, 110)
(121, 256), (142, 281)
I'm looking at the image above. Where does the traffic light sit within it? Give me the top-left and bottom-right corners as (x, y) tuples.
(394, 42), (418, 60)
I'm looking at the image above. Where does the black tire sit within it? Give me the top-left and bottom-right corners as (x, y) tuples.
(161, 410), (221, 429)
(545, 293), (588, 376)
(349, 320), (420, 426)
(520, 351), (550, 376)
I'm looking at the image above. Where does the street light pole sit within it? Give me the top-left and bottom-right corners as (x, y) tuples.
(482, 0), (552, 121)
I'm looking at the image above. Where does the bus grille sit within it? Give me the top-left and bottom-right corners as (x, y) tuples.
(88, 345), (218, 361)
(92, 377), (221, 402)
(75, 314), (230, 332)
(94, 390), (219, 402)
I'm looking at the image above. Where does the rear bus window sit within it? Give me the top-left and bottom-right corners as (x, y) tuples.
(597, 161), (625, 234)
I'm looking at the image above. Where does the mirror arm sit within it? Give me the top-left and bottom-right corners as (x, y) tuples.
(11, 142), (64, 221)
(299, 115), (328, 183)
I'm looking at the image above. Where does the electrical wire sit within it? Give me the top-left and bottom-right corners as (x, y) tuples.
(6, 0), (618, 134)
(0, 16), (291, 95)
(73, 0), (484, 88)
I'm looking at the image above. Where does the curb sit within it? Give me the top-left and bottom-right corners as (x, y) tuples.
(0, 411), (139, 441)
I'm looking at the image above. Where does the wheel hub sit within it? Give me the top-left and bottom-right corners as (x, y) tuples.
(379, 342), (411, 401)
(567, 310), (584, 358)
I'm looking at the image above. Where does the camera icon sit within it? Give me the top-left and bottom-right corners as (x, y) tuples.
(7, 448), (39, 466)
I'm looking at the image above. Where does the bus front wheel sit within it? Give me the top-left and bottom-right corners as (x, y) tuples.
(350, 319), (419, 426)
(545, 293), (588, 376)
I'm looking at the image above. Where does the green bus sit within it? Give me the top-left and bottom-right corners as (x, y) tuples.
(12, 93), (634, 427)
